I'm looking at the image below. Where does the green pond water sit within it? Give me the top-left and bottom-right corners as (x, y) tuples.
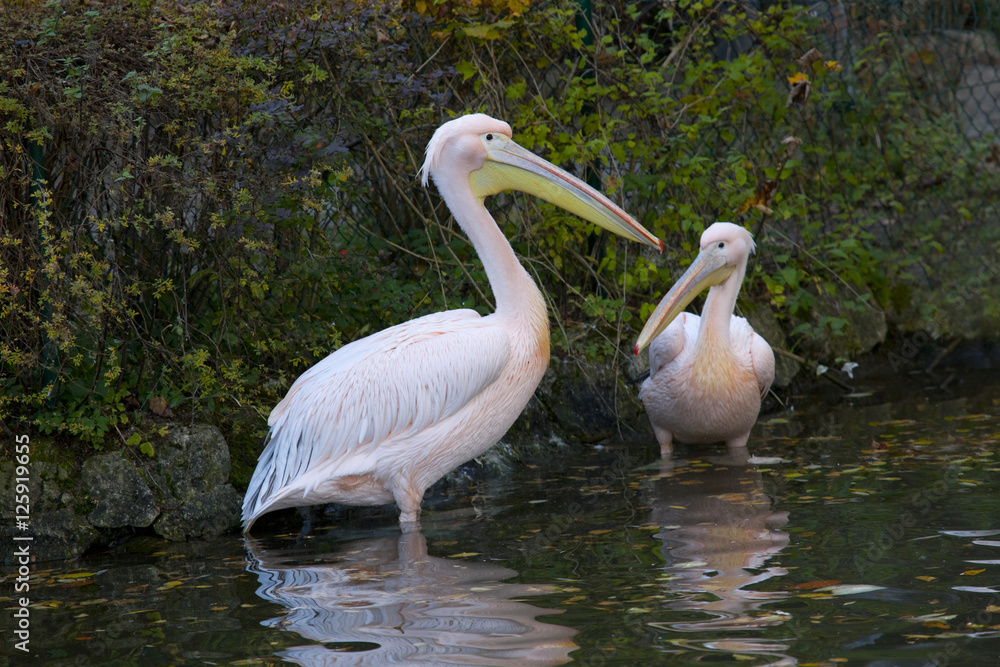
(4, 368), (1000, 666)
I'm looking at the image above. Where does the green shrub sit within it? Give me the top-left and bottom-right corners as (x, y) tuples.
(2, 0), (999, 448)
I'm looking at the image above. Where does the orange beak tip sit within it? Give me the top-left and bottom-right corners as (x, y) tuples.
(633, 344), (640, 356)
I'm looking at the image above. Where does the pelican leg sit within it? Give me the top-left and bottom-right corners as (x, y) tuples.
(296, 506), (315, 540)
(726, 432), (751, 452)
(653, 425), (674, 458)
(394, 483), (424, 532)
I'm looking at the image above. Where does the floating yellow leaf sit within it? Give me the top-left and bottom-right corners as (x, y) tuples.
(791, 579), (841, 590)
(448, 552), (480, 558)
(962, 569), (986, 576)
(915, 575), (937, 582)
(60, 572), (97, 579)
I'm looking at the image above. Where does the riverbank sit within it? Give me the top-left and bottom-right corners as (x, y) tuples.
(2, 329), (996, 565)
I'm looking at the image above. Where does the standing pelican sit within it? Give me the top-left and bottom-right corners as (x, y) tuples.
(243, 114), (663, 531)
(635, 222), (774, 456)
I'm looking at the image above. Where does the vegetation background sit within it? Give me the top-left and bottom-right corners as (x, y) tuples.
(2, 0), (998, 475)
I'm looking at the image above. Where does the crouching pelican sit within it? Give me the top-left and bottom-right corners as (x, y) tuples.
(634, 222), (774, 456)
(242, 114), (663, 531)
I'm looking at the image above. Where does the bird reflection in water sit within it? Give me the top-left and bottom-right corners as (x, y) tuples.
(245, 531), (577, 666)
(646, 454), (795, 666)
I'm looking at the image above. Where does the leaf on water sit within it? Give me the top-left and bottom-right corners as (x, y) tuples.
(157, 580), (182, 590)
(816, 584), (885, 596)
(747, 456), (787, 464)
(908, 613), (957, 623)
(448, 552), (480, 558)
(915, 575), (937, 582)
(713, 493), (751, 502)
(962, 569), (986, 576)
(941, 530), (1000, 537)
(791, 579), (842, 590)
(60, 572), (98, 579)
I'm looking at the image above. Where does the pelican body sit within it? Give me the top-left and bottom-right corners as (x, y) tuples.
(635, 223), (774, 456)
(242, 114), (662, 531)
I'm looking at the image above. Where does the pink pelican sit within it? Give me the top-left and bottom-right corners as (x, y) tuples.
(243, 114), (663, 531)
(635, 222), (774, 456)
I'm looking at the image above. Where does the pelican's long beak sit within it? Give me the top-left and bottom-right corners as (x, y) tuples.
(470, 139), (663, 251)
(634, 243), (735, 354)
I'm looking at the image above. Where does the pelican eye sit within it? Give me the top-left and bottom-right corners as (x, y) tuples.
(718, 242), (725, 249)
(485, 133), (494, 141)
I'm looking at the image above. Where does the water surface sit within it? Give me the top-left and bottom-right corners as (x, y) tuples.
(5, 369), (1000, 665)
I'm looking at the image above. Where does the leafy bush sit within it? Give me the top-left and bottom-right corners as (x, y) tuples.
(2, 0), (999, 447)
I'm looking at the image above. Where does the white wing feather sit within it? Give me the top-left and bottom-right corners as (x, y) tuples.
(244, 309), (511, 517)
